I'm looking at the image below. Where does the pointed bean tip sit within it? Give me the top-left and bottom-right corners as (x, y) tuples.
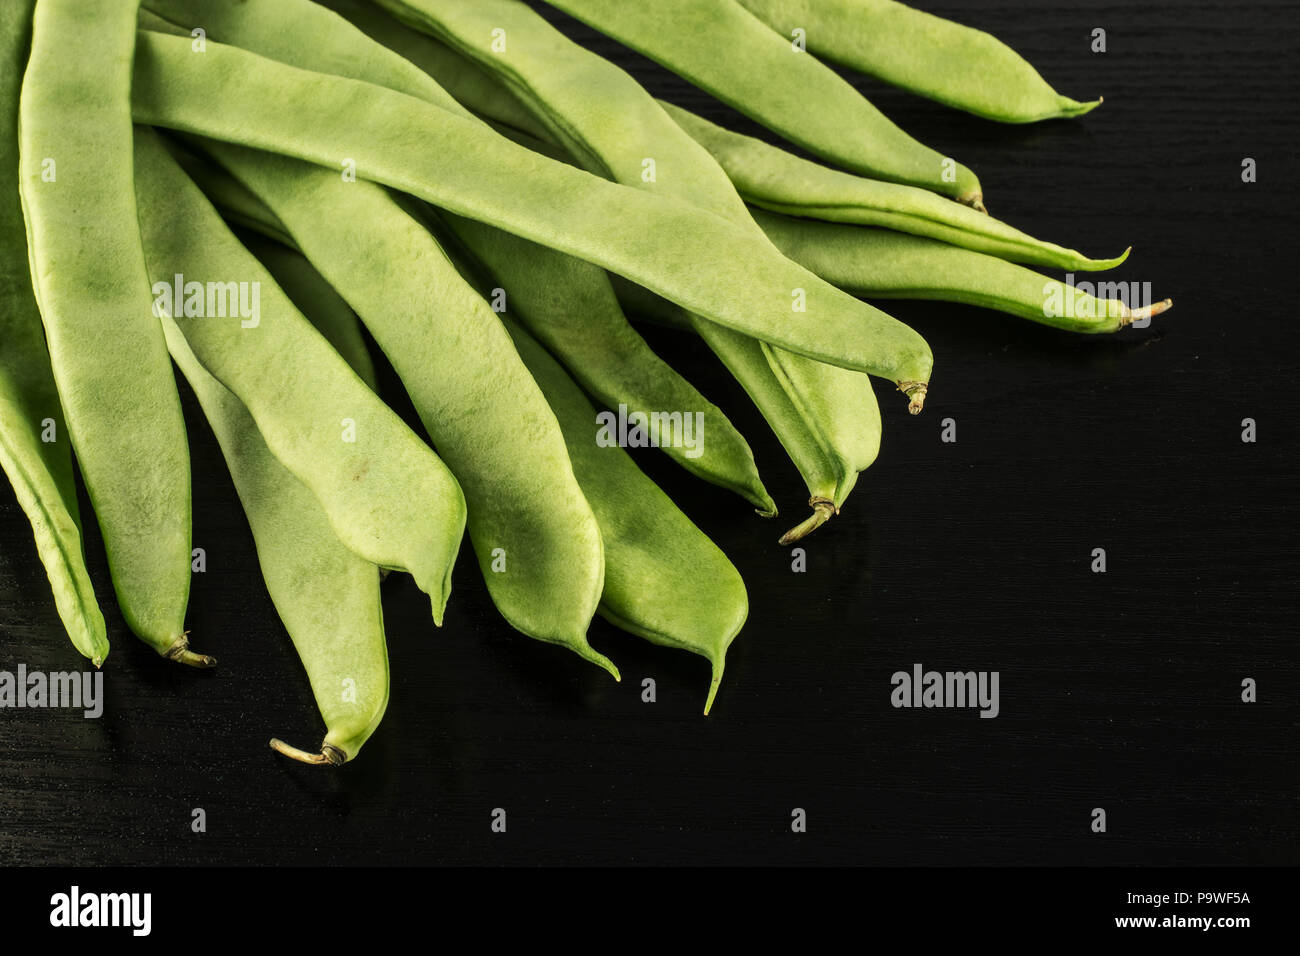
(592, 653), (621, 682)
(1099, 246), (1133, 270)
(1069, 246), (1130, 272)
(703, 662), (725, 715)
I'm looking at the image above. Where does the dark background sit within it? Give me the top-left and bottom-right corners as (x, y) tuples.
(1, 0), (1295, 866)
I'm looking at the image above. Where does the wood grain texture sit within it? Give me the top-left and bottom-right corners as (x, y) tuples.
(0, 0), (1295, 865)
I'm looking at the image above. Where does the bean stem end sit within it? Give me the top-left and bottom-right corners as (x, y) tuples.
(269, 738), (347, 766)
(778, 498), (838, 546)
(163, 631), (216, 668)
(899, 381), (928, 415)
(1121, 298), (1174, 327)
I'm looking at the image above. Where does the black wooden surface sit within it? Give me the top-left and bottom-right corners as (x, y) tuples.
(0, 0), (1296, 866)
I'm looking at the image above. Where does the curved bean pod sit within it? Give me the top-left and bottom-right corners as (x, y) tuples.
(503, 316), (748, 714)
(160, 299), (388, 766)
(200, 141), (615, 677)
(0, 0), (106, 665)
(756, 210), (1172, 334)
(737, 0), (1101, 124)
(132, 128), (467, 624)
(535, 0), (982, 205)
(19, 0), (201, 664)
(663, 103), (1129, 274)
(130, 30), (934, 403)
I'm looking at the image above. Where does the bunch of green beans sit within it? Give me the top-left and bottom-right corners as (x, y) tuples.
(0, 0), (1170, 764)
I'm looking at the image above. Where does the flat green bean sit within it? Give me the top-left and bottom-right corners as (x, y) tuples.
(160, 293), (388, 766)
(0, 0), (106, 665)
(537, 0), (982, 206)
(663, 103), (1129, 274)
(502, 317), (748, 714)
(131, 127), (467, 624)
(20, 0), (202, 663)
(200, 141), (615, 677)
(737, 0), (1101, 124)
(755, 210), (1172, 334)
(130, 30), (934, 405)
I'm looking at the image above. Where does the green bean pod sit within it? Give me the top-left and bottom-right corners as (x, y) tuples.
(536, 0), (982, 206)
(159, 299), (388, 766)
(0, 0), (106, 665)
(131, 30), (934, 403)
(200, 141), (615, 677)
(19, 0), (201, 664)
(756, 210), (1172, 334)
(705, 327), (879, 543)
(154, 171), (390, 763)
(737, 0), (1101, 124)
(502, 316), (748, 715)
(381, 0), (884, 540)
(663, 103), (1129, 274)
(132, 128), (467, 623)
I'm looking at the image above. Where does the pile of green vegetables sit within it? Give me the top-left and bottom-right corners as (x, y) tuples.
(0, 0), (1170, 764)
